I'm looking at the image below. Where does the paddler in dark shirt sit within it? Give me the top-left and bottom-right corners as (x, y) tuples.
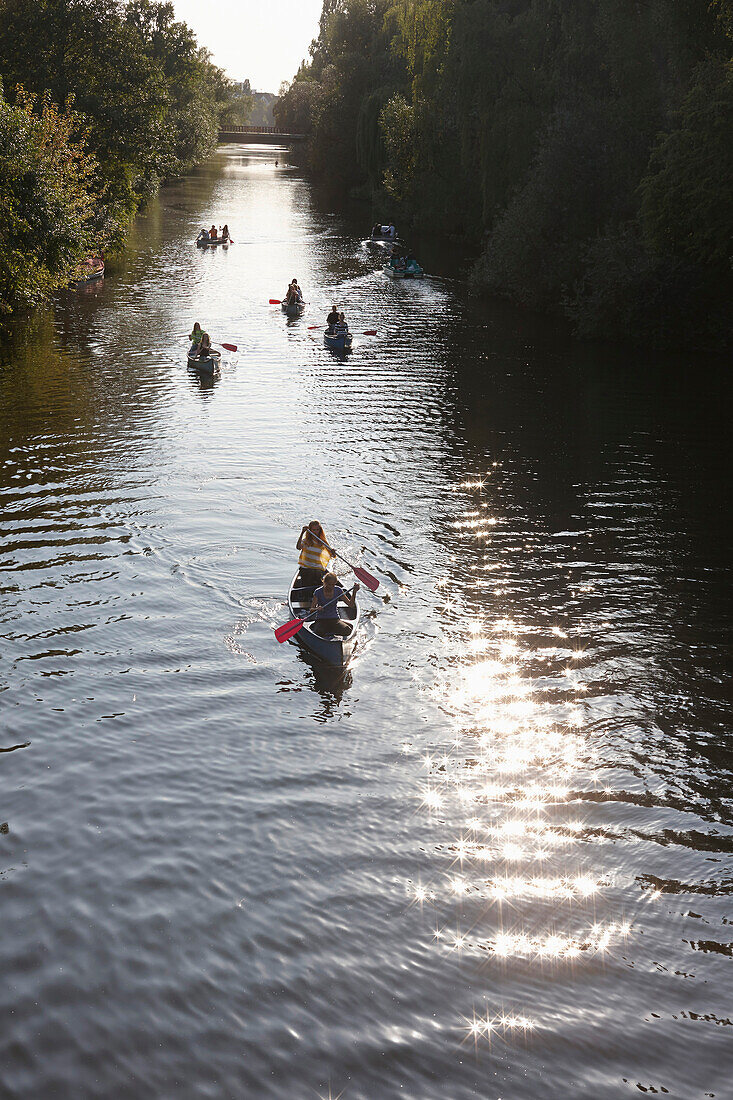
(326, 305), (339, 333)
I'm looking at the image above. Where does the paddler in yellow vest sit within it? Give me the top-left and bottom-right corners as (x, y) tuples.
(296, 521), (333, 587)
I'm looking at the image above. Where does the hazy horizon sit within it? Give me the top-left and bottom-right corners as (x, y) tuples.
(170, 0), (322, 94)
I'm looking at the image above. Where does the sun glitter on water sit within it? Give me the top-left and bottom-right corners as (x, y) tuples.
(408, 469), (631, 1047)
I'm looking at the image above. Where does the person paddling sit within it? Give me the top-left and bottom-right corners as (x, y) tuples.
(309, 572), (359, 638)
(297, 521), (333, 587)
(189, 322), (203, 353)
(326, 305), (339, 333)
(198, 331), (212, 358)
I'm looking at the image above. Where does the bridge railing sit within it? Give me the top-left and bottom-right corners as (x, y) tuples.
(220, 125), (291, 134)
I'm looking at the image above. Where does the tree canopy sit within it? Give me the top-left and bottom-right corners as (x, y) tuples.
(280, 0), (733, 347)
(0, 0), (231, 322)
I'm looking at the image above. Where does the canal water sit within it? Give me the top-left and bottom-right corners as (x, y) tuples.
(1, 145), (731, 1099)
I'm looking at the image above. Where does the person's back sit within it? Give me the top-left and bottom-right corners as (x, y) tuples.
(327, 306), (339, 332)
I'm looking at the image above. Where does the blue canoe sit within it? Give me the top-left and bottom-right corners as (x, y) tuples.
(282, 299), (305, 317)
(287, 571), (359, 667)
(324, 330), (353, 352)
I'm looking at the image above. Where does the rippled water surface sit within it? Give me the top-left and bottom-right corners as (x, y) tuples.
(1, 146), (732, 1099)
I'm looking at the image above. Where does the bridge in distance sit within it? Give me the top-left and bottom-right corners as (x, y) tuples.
(218, 126), (305, 145)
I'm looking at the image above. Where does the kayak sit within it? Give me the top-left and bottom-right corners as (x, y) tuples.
(324, 330), (353, 352)
(187, 348), (221, 375)
(287, 571), (359, 667)
(196, 236), (230, 247)
(384, 262), (424, 279)
(282, 299), (305, 317)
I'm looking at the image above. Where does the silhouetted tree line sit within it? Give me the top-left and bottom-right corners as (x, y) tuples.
(0, 0), (231, 324)
(276, 0), (732, 348)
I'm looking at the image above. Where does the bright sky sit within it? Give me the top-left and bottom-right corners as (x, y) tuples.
(172, 0), (323, 94)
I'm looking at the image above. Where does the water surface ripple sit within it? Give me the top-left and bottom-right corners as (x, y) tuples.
(1, 146), (732, 1099)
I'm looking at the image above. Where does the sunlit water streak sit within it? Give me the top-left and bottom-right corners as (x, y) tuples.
(0, 146), (732, 1099)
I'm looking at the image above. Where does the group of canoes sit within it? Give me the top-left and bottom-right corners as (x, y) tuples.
(370, 222), (425, 278)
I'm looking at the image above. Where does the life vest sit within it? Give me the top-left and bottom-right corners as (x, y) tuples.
(190, 330), (203, 345)
(299, 540), (330, 570)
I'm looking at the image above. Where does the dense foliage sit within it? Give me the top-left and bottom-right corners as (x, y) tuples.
(0, 0), (230, 322)
(278, 0), (732, 347)
(0, 87), (100, 320)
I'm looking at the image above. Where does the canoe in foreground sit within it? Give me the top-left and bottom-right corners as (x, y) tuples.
(187, 348), (221, 375)
(282, 299), (305, 317)
(324, 330), (353, 352)
(287, 571), (359, 667)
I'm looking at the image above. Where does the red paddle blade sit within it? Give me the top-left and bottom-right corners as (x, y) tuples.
(362, 330), (377, 336)
(269, 299), (281, 305)
(219, 342), (237, 352)
(275, 617), (305, 643)
(353, 565), (379, 592)
(307, 324), (320, 330)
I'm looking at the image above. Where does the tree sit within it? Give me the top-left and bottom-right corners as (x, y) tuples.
(0, 85), (100, 321)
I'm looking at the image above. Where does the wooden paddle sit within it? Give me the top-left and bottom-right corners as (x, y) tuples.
(275, 587), (356, 643)
(309, 530), (379, 592)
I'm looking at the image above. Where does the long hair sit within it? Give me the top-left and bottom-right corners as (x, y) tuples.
(305, 521), (325, 545)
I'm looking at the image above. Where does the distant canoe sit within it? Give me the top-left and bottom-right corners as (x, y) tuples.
(384, 262), (424, 279)
(287, 571), (359, 667)
(282, 299), (305, 317)
(371, 228), (397, 241)
(71, 258), (104, 287)
(186, 348), (221, 375)
(324, 330), (353, 352)
(196, 236), (230, 247)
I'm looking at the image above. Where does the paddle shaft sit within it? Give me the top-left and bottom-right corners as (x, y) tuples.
(276, 585), (357, 642)
(306, 530), (379, 592)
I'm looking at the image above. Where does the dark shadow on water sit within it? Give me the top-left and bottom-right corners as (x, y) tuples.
(292, 645), (353, 720)
(186, 366), (219, 396)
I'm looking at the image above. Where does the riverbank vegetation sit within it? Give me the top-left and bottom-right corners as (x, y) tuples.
(0, 0), (231, 325)
(277, 0), (733, 348)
